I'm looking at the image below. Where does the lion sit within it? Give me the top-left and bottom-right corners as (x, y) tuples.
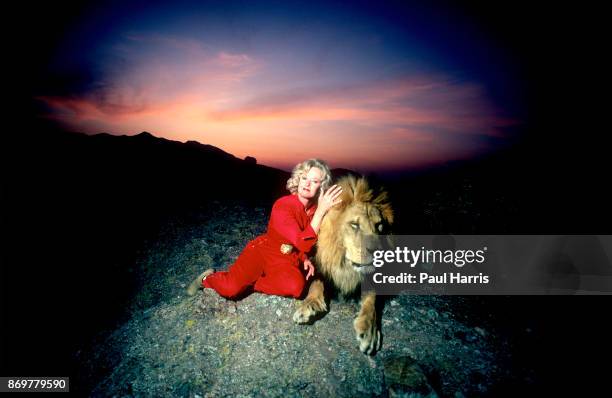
(292, 175), (394, 355)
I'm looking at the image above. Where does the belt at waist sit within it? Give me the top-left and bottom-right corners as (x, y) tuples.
(253, 235), (296, 255)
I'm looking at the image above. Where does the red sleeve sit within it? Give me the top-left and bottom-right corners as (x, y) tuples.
(269, 198), (317, 253)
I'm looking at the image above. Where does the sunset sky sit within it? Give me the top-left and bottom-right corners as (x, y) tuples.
(34, 0), (526, 172)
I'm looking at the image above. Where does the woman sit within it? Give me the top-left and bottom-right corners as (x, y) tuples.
(187, 159), (342, 299)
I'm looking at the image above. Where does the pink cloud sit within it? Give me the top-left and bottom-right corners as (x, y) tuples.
(37, 36), (519, 170)
(215, 52), (255, 68)
(207, 76), (516, 137)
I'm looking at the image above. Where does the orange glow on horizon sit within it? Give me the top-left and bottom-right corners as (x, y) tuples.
(38, 42), (518, 171)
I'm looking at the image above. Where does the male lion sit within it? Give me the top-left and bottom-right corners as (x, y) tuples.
(293, 175), (393, 355)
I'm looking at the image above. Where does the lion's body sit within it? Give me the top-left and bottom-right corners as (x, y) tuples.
(293, 175), (394, 354)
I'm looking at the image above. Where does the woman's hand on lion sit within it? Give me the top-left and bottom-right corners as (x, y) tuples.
(303, 258), (315, 280)
(317, 184), (343, 213)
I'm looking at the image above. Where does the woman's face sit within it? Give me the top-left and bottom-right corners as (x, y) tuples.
(298, 167), (324, 201)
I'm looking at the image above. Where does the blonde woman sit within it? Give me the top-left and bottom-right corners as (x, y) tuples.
(187, 159), (342, 299)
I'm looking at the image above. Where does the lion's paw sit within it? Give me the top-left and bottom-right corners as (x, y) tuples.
(293, 297), (327, 324)
(354, 314), (381, 355)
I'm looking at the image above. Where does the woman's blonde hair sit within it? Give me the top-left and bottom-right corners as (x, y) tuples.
(286, 159), (332, 194)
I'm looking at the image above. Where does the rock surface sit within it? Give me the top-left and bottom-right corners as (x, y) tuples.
(73, 200), (534, 396)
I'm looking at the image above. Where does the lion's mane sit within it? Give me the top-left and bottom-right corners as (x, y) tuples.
(315, 175), (394, 295)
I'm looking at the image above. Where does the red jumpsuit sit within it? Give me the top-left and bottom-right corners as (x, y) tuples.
(202, 194), (317, 299)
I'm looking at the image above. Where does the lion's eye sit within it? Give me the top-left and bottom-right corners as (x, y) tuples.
(350, 222), (360, 230)
(376, 223), (383, 232)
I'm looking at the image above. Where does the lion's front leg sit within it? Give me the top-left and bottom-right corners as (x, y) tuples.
(354, 291), (381, 355)
(293, 279), (327, 324)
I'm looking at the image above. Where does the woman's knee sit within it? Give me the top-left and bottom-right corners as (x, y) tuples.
(281, 274), (306, 298)
(207, 275), (247, 299)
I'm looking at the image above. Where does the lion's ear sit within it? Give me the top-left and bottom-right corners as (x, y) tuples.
(381, 205), (394, 225)
(369, 187), (392, 224)
(374, 191), (394, 225)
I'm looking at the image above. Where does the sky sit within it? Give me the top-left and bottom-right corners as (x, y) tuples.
(33, 0), (526, 172)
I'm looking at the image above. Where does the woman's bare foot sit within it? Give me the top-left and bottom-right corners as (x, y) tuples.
(186, 268), (215, 296)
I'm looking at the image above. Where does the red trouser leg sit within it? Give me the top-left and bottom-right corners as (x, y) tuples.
(202, 239), (265, 299)
(254, 261), (306, 298)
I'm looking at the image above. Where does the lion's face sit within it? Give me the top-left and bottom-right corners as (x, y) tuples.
(315, 175), (393, 291)
(339, 202), (386, 272)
